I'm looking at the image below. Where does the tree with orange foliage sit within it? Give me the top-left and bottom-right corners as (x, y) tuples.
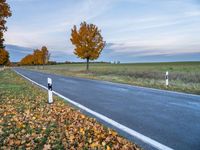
(20, 46), (50, 66)
(0, 48), (9, 65)
(70, 21), (105, 71)
(0, 0), (12, 48)
(33, 47), (50, 65)
(0, 32), (4, 49)
(41, 46), (50, 65)
(20, 54), (34, 65)
(33, 49), (43, 65)
(0, 0), (11, 65)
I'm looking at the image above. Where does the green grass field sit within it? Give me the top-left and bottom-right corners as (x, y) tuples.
(0, 69), (139, 149)
(25, 61), (200, 95)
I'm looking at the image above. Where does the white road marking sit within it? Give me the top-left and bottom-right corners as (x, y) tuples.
(14, 69), (174, 150)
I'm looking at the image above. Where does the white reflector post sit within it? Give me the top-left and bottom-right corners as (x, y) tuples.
(47, 78), (53, 104)
(165, 71), (169, 86)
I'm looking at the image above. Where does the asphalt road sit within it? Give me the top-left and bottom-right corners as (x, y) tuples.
(13, 68), (200, 150)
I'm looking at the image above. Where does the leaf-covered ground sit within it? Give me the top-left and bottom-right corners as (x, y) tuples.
(0, 69), (141, 150)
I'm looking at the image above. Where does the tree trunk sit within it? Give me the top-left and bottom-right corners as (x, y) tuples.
(86, 58), (89, 71)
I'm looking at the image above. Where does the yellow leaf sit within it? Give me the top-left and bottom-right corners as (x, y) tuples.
(80, 128), (85, 135)
(106, 145), (111, 150)
(90, 142), (99, 148)
(110, 130), (117, 136)
(88, 138), (92, 144)
(102, 141), (106, 146)
(69, 135), (74, 141)
(80, 114), (85, 119)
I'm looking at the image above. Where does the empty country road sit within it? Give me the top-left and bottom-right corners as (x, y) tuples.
(13, 68), (200, 150)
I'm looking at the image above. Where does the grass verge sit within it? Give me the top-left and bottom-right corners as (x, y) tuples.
(0, 69), (141, 150)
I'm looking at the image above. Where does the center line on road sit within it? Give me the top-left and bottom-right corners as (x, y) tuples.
(14, 69), (174, 150)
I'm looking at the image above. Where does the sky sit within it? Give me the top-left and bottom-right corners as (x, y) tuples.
(4, 0), (200, 62)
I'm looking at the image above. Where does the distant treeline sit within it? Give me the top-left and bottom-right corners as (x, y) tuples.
(49, 61), (112, 65)
(14, 60), (111, 66)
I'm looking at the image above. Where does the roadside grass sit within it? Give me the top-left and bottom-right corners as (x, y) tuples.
(26, 62), (200, 95)
(0, 69), (140, 150)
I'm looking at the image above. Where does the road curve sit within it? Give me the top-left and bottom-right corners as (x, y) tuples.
(13, 68), (200, 150)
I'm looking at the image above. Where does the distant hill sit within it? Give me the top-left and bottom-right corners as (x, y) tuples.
(4, 44), (200, 63)
(5, 44), (33, 62)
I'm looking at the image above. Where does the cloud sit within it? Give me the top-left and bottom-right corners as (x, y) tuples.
(5, 0), (113, 51)
(4, 0), (200, 62)
(106, 39), (200, 56)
